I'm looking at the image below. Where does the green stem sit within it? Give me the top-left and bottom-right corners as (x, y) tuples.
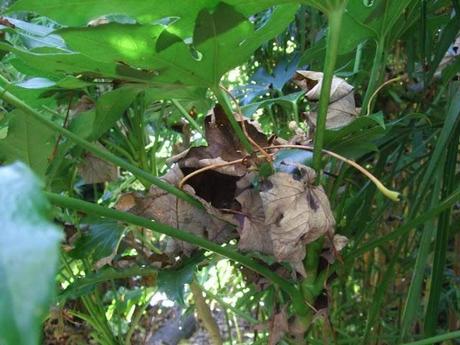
(312, 6), (345, 178)
(353, 42), (364, 74)
(213, 87), (253, 153)
(100, 138), (137, 165)
(298, 5), (307, 52)
(0, 81), (200, 208)
(424, 123), (460, 336)
(132, 96), (148, 171)
(203, 287), (258, 324)
(125, 297), (152, 345)
(401, 330), (460, 345)
(361, 38), (385, 114)
(190, 279), (223, 345)
(171, 99), (204, 136)
(291, 101), (300, 124)
(46, 192), (308, 316)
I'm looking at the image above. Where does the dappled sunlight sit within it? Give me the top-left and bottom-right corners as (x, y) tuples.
(108, 35), (150, 61)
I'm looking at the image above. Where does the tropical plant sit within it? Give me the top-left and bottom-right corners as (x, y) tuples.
(0, 0), (459, 344)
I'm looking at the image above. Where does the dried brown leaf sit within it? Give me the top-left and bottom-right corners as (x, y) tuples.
(295, 70), (357, 129)
(177, 105), (269, 176)
(236, 189), (273, 255)
(322, 234), (348, 264)
(260, 165), (335, 275)
(268, 308), (289, 345)
(118, 165), (236, 256)
(78, 144), (118, 183)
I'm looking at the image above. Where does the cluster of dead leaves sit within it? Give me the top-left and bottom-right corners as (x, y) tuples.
(117, 97), (347, 276)
(112, 72), (354, 344)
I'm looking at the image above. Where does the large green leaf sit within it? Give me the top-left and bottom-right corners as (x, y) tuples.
(0, 110), (55, 177)
(8, 0), (296, 35)
(0, 162), (62, 345)
(55, 3), (298, 88)
(4, 3), (297, 97)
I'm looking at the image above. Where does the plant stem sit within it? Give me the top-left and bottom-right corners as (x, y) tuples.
(125, 297), (152, 345)
(190, 279), (223, 345)
(312, 6), (345, 179)
(100, 138), (137, 165)
(213, 87), (253, 153)
(46, 192), (309, 316)
(132, 96), (148, 171)
(361, 38), (386, 114)
(171, 99), (204, 136)
(424, 123), (460, 336)
(401, 330), (460, 345)
(0, 81), (200, 208)
(353, 42), (364, 74)
(202, 287), (258, 324)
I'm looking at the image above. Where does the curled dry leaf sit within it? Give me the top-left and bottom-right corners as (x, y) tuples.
(260, 164), (335, 275)
(236, 164), (335, 276)
(295, 70), (357, 129)
(173, 104), (269, 177)
(117, 165), (236, 256)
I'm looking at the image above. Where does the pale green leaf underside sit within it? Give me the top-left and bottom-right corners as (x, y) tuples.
(0, 163), (62, 345)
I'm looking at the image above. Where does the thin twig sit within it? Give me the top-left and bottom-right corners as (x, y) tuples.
(264, 144), (400, 201)
(365, 75), (404, 116)
(179, 158), (244, 188)
(49, 95), (73, 161)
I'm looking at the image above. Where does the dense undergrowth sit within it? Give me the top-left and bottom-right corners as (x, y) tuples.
(0, 1), (459, 344)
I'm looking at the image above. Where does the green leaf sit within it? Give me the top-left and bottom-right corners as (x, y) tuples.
(71, 218), (125, 261)
(0, 74), (56, 108)
(323, 112), (386, 159)
(49, 4), (297, 88)
(68, 109), (95, 140)
(59, 266), (157, 301)
(0, 109), (55, 177)
(5, 3), (296, 95)
(0, 162), (62, 345)
(0, 43), (117, 80)
(5, 16), (65, 49)
(90, 86), (140, 141)
(157, 261), (196, 306)
(8, 0), (297, 36)
(303, 0), (418, 60)
(241, 91), (304, 117)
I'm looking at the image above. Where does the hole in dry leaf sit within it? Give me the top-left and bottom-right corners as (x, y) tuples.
(181, 168), (239, 209)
